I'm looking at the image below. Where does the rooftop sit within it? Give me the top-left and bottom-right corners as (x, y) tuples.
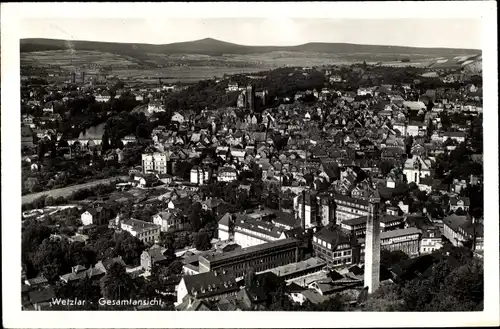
(262, 257), (326, 277)
(202, 238), (299, 263)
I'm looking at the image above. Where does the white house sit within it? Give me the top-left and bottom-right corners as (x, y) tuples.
(153, 211), (186, 232)
(147, 101), (165, 114)
(190, 166), (205, 185)
(120, 218), (160, 244)
(442, 131), (466, 143)
(171, 112), (185, 124)
(217, 166), (238, 182)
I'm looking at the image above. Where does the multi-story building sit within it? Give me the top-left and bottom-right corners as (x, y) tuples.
(340, 214), (405, 238)
(217, 166), (238, 182)
(420, 228), (443, 254)
(120, 218), (161, 244)
(358, 227), (422, 261)
(312, 228), (359, 267)
(198, 238), (301, 278)
(190, 166), (205, 185)
(152, 211), (187, 232)
(442, 215), (484, 250)
(333, 194), (369, 223)
(260, 257), (327, 283)
(406, 120), (427, 137)
(232, 215), (287, 248)
(140, 245), (170, 272)
(147, 101), (165, 114)
(142, 152), (168, 175)
(176, 271), (240, 306)
(294, 190), (335, 228)
(95, 91), (111, 103)
(377, 227), (422, 257)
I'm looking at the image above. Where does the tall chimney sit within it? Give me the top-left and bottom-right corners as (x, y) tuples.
(301, 190), (306, 229)
(364, 191), (381, 294)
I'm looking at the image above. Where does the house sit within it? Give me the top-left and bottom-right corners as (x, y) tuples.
(442, 131), (466, 143)
(312, 228), (357, 267)
(176, 271), (239, 305)
(217, 166), (238, 182)
(407, 121), (427, 137)
(419, 227), (443, 254)
(24, 275), (49, 288)
(442, 215), (483, 250)
(171, 112), (185, 124)
(119, 218), (161, 244)
(138, 175), (158, 188)
(95, 90), (111, 102)
(59, 265), (105, 283)
(142, 152), (168, 175)
(22, 114), (35, 126)
(28, 286), (56, 310)
(42, 103), (54, 113)
(81, 207), (108, 226)
(153, 211), (186, 232)
(140, 244), (170, 272)
(232, 214), (288, 248)
(147, 101), (165, 114)
(190, 166), (205, 185)
(449, 197), (470, 212)
(329, 75), (342, 83)
(21, 126), (35, 148)
(121, 135), (137, 146)
(94, 256), (127, 274)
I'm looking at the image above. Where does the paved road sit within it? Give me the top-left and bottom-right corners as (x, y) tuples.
(22, 176), (129, 205)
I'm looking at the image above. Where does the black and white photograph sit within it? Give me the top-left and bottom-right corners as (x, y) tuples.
(1, 1), (498, 328)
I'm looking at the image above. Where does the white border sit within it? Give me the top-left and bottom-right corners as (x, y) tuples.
(2, 2), (498, 328)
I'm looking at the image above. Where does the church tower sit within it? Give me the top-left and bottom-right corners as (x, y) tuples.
(364, 190), (381, 294)
(246, 84), (255, 112)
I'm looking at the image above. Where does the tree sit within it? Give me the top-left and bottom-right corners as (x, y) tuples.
(100, 262), (134, 300)
(363, 284), (404, 311)
(380, 249), (410, 269)
(379, 161), (395, 176)
(194, 230), (212, 251)
(114, 232), (146, 266)
(30, 239), (69, 281)
(245, 267), (256, 287)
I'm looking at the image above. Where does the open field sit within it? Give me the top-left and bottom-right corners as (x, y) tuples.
(22, 176), (128, 205)
(21, 41), (481, 83)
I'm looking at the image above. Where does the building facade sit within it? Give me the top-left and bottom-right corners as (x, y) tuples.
(142, 152), (168, 175)
(312, 228), (358, 267)
(403, 155), (432, 185)
(198, 238), (301, 278)
(333, 194), (369, 223)
(119, 218), (161, 244)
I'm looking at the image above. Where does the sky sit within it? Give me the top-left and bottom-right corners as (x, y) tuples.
(20, 18), (482, 49)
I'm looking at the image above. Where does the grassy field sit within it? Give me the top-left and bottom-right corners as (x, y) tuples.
(22, 176), (128, 205)
(21, 49), (479, 83)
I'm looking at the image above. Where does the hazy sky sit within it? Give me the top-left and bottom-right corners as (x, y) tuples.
(20, 18), (482, 49)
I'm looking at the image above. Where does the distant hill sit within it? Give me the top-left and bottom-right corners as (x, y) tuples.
(20, 37), (481, 57)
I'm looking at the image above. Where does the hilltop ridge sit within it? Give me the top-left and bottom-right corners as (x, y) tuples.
(20, 37), (481, 56)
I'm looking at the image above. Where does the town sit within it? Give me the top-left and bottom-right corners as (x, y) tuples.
(21, 59), (484, 311)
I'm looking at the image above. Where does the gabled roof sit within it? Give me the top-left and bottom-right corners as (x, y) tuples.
(29, 286), (56, 304)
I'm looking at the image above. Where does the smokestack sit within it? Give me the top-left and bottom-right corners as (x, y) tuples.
(301, 190), (306, 229)
(364, 191), (381, 294)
